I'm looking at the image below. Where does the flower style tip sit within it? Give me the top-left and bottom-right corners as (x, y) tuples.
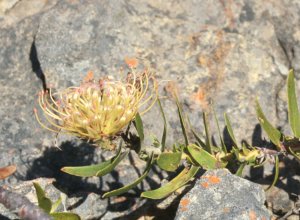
(35, 68), (158, 144)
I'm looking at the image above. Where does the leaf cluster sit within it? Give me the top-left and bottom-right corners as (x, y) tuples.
(58, 70), (300, 200)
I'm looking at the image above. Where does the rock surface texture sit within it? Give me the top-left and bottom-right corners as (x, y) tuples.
(175, 169), (271, 220)
(1, 0), (300, 219)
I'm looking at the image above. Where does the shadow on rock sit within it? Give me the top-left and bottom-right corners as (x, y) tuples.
(245, 124), (300, 199)
(23, 140), (167, 216)
(249, 124), (269, 180)
(112, 169), (206, 220)
(0, 214), (10, 220)
(24, 141), (104, 195)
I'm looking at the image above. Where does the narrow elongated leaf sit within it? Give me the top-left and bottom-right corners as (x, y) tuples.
(235, 163), (246, 177)
(255, 100), (282, 148)
(186, 116), (206, 149)
(103, 154), (154, 198)
(33, 182), (52, 214)
(175, 98), (188, 146)
(157, 98), (167, 152)
(288, 146), (300, 161)
(266, 155), (279, 191)
(61, 160), (112, 177)
(187, 144), (225, 170)
(287, 70), (300, 137)
(213, 109), (227, 153)
(134, 113), (144, 142)
(51, 212), (81, 220)
(156, 152), (182, 172)
(203, 112), (212, 153)
(96, 152), (129, 177)
(61, 142), (128, 177)
(141, 166), (199, 199)
(224, 113), (239, 148)
(191, 129), (206, 149)
(50, 197), (62, 213)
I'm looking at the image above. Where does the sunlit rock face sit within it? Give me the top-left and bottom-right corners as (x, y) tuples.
(1, 0), (300, 219)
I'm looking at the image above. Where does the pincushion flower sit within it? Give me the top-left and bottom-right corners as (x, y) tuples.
(34, 68), (158, 142)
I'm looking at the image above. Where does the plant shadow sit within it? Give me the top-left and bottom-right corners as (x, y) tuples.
(23, 140), (168, 216)
(21, 122), (300, 219)
(111, 169), (206, 220)
(25, 141), (101, 195)
(231, 124), (300, 202)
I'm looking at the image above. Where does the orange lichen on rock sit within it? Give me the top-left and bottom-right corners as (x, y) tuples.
(125, 57), (138, 68)
(192, 87), (206, 101)
(200, 182), (209, 188)
(198, 55), (212, 68)
(203, 175), (221, 184)
(193, 29), (233, 111)
(164, 81), (179, 98)
(191, 87), (208, 109)
(200, 175), (221, 189)
(248, 210), (257, 220)
(223, 207), (230, 213)
(180, 198), (190, 212)
(83, 70), (94, 82)
(207, 175), (221, 184)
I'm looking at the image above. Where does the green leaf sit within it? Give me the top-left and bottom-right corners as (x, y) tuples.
(266, 155), (279, 191)
(51, 212), (81, 220)
(141, 166), (199, 199)
(187, 144), (225, 170)
(96, 151), (128, 177)
(33, 182), (52, 214)
(176, 98), (189, 146)
(186, 116), (206, 149)
(255, 100), (282, 148)
(203, 112), (212, 153)
(61, 142), (128, 177)
(156, 152), (182, 172)
(134, 113), (144, 142)
(287, 70), (300, 137)
(102, 153), (154, 198)
(213, 109), (227, 153)
(288, 146), (300, 161)
(224, 113), (239, 148)
(191, 129), (207, 149)
(50, 197), (62, 213)
(235, 163), (246, 177)
(61, 160), (111, 177)
(157, 98), (167, 152)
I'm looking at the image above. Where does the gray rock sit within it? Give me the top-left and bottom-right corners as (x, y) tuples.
(32, 0), (294, 147)
(1, 0), (300, 219)
(265, 185), (293, 214)
(0, 154), (168, 220)
(175, 169), (271, 220)
(0, 0), (58, 28)
(0, 6), (54, 185)
(287, 214), (300, 220)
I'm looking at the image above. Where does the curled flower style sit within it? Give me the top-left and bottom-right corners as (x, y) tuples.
(34, 69), (158, 142)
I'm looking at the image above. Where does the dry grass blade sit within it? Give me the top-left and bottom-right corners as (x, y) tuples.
(0, 165), (16, 180)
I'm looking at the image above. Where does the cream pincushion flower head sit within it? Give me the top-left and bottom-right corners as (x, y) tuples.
(35, 65), (157, 144)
